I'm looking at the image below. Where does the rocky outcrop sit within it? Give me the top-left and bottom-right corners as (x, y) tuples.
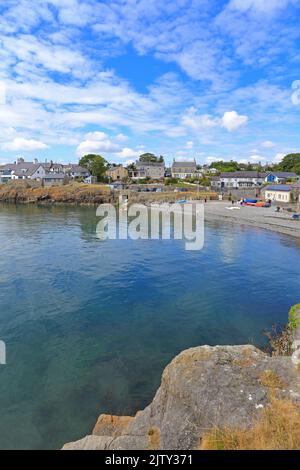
(0, 182), (112, 205)
(63, 345), (300, 450)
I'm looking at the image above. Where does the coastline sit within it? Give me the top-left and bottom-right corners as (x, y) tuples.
(203, 201), (300, 239)
(1, 184), (299, 239)
(63, 306), (300, 451)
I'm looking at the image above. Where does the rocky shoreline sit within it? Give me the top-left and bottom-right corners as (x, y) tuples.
(63, 307), (300, 451)
(0, 182), (113, 205)
(1, 185), (299, 239)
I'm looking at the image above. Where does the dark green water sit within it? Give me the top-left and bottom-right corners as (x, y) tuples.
(0, 203), (299, 449)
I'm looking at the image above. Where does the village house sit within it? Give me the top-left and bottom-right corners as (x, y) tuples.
(106, 165), (128, 181)
(63, 164), (90, 179)
(42, 173), (66, 186)
(262, 184), (292, 203)
(171, 160), (197, 179)
(0, 158), (91, 186)
(129, 161), (165, 180)
(211, 171), (266, 189)
(265, 172), (299, 184)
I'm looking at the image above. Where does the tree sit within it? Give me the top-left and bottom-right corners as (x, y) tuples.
(293, 163), (300, 175)
(79, 154), (108, 181)
(210, 160), (240, 172)
(278, 154), (300, 174)
(139, 153), (164, 163)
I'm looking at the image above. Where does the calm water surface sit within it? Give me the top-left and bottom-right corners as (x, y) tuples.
(0, 203), (299, 449)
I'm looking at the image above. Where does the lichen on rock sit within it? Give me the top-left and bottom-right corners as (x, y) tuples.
(63, 345), (300, 450)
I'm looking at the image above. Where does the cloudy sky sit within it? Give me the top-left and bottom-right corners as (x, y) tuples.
(0, 0), (300, 166)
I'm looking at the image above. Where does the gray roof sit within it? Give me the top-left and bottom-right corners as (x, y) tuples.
(64, 164), (90, 173)
(0, 164), (16, 171)
(43, 173), (65, 179)
(172, 161), (197, 168)
(263, 185), (292, 192)
(267, 172), (299, 178)
(136, 161), (164, 167)
(292, 180), (300, 188)
(220, 171), (266, 178)
(9, 163), (42, 177)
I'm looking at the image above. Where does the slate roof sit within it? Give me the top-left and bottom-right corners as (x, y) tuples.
(220, 171), (266, 178)
(43, 173), (65, 179)
(263, 185), (292, 192)
(267, 172), (299, 178)
(172, 161), (197, 169)
(136, 161), (165, 167)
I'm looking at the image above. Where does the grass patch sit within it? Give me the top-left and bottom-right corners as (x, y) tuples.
(259, 370), (284, 390)
(288, 304), (300, 331)
(200, 397), (300, 450)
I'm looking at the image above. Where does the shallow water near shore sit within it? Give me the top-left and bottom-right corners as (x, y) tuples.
(0, 203), (299, 449)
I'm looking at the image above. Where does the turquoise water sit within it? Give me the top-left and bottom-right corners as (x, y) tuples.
(0, 203), (299, 449)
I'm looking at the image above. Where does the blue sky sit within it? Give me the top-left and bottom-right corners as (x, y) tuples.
(0, 0), (300, 166)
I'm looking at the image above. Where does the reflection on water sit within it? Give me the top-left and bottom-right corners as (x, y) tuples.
(0, 203), (299, 449)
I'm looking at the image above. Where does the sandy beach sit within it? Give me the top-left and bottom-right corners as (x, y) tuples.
(204, 201), (300, 239)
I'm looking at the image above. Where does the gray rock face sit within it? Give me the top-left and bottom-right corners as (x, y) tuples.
(63, 345), (300, 450)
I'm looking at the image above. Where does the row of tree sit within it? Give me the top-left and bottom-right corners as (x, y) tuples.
(210, 154), (300, 175)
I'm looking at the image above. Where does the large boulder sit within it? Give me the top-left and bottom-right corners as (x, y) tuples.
(63, 345), (300, 450)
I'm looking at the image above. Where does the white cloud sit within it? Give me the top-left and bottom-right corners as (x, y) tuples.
(182, 108), (248, 133)
(0, 0), (299, 164)
(182, 108), (218, 131)
(205, 156), (220, 164)
(249, 154), (265, 162)
(76, 131), (120, 157)
(116, 133), (128, 142)
(272, 152), (285, 163)
(229, 0), (296, 13)
(1, 137), (49, 151)
(115, 147), (141, 159)
(76, 132), (141, 160)
(185, 141), (194, 149)
(221, 111), (248, 132)
(261, 140), (276, 148)
(123, 159), (135, 166)
(2, 34), (89, 77)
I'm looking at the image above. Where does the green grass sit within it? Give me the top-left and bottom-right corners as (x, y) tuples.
(288, 304), (300, 331)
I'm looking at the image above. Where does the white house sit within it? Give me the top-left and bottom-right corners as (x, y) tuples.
(63, 164), (90, 179)
(213, 171), (266, 189)
(262, 185), (292, 203)
(0, 159), (67, 186)
(265, 172), (299, 184)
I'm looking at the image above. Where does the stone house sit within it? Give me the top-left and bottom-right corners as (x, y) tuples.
(130, 161), (165, 180)
(171, 160), (197, 179)
(106, 165), (128, 181)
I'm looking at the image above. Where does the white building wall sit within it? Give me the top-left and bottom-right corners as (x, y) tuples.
(264, 190), (291, 203)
